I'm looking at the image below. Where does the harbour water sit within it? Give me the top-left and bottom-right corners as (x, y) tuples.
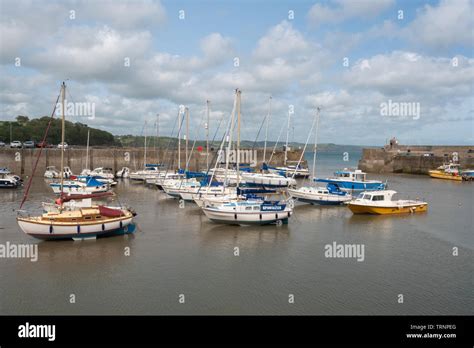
(0, 153), (472, 315)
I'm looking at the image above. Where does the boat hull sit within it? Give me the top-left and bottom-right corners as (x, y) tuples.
(348, 203), (428, 215)
(288, 188), (351, 205)
(428, 170), (462, 181)
(17, 216), (134, 240)
(202, 208), (291, 225)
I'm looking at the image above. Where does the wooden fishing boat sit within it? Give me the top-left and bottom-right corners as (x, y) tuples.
(17, 81), (137, 241)
(17, 206), (134, 240)
(347, 190), (427, 215)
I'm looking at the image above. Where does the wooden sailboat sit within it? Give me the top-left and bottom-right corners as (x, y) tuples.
(17, 82), (136, 240)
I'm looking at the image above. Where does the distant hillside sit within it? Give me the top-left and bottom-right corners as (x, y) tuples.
(0, 116), (117, 146)
(114, 135), (366, 153)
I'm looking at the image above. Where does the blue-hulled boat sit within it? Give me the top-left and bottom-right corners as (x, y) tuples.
(314, 169), (386, 192)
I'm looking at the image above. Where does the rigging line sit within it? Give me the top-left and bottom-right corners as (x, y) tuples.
(309, 107), (321, 185)
(19, 88), (62, 210)
(249, 112), (267, 154)
(291, 109), (318, 179)
(200, 105), (235, 192)
(159, 108), (183, 177)
(268, 121), (286, 164)
(185, 108), (207, 170)
(161, 110), (179, 166)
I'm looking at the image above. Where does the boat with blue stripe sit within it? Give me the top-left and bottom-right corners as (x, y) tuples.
(314, 169), (386, 192)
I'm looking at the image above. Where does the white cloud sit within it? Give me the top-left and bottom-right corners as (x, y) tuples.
(404, 0), (474, 49)
(307, 0), (394, 26)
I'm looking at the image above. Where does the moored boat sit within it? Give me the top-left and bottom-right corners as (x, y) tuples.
(288, 183), (352, 205)
(50, 176), (111, 194)
(17, 81), (137, 241)
(0, 168), (22, 188)
(347, 190), (427, 215)
(202, 200), (292, 225)
(428, 163), (463, 181)
(17, 206), (135, 240)
(315, 169), (386, 192)
(44, 166), (60, 179)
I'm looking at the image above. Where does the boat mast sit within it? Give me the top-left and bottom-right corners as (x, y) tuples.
(206, 100), (210, 171)
(85, 128), (90, 171)
(178, 107), (181, 170)
(284, 109), (291, 166)
(156, 113), (159, 165)
(224, 91), (237, 185)
(59, 81), (66, 196)
(263, 95), (271, 164)
(236, 89), (241, 189)
(312, 107), (321, 180)
(185, 107), (189, 172)
(144, 120), (147, 168)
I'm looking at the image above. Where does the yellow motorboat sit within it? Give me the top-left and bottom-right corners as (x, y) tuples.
(428, 170), (462, 181)
(428, 163), (462, 181)
(348, 190), (428, 215)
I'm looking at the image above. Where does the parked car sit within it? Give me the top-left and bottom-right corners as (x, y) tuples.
(10, 141), (22, 148)
(23, 140), (35, 148)
(0, 141), (5, 147)
(57, 142), (69, 149)
(36, 141), (53, 148)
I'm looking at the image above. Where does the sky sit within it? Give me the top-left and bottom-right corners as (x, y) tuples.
(0, 0), (473, 145)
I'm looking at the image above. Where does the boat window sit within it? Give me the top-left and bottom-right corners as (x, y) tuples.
(84, 216), (92, 220)
(245, 206), (252, 211)
(323, 191), (329, 194)
(372, 195), (385, 201)
(253, 206), (260, 211)
(363, 194), (372, 200)
(96, 215), (102, 219)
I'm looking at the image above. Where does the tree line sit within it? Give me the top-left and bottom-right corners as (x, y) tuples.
(0, 116), (117, 146)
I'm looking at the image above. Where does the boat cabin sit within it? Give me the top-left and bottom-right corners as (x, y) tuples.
(358, 190), (396, 201)
(334, 169), (367, 182)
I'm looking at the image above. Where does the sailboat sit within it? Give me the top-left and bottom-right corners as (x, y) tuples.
(288, 108), (352, 205)
(17, 82), (136, 240)
(265, 109), (310, 178)
(239, 96), (297, 188)
(201, 89), (292, 226)
(130, 119), (165, 181)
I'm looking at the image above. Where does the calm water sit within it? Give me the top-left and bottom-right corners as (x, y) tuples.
(0, 153), (473, 315)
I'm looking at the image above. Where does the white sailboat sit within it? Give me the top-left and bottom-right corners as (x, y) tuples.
(201, 89), (293, 226)
(288, 108), (352, 205)
(266, 108), (310, 178)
